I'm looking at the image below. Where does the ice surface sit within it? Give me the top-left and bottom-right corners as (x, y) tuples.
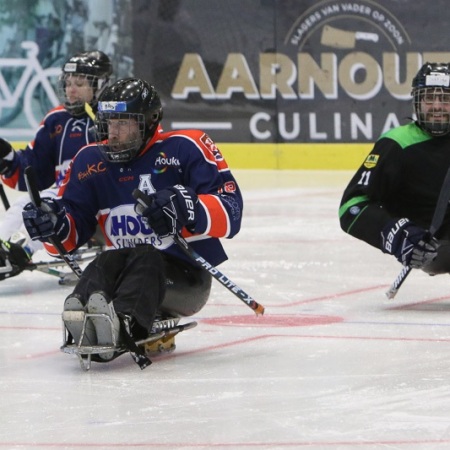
(2, 170), (450, 449)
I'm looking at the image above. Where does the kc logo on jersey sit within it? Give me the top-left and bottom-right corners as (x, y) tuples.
(77, 161), (107, 181)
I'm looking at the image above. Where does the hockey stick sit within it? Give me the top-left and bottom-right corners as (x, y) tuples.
(386, 166), (450, 299)
(31, 245), (102, 284)
(24, 166), (83, 279)
(84, 102), (95, 120)
(132, 188), (265, 316)
(0, 180), (10, 210)
(173, 234), (265, 315)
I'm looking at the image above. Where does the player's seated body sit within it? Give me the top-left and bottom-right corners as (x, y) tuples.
(339, 62), (450, 278)
(0, 50), (112, 281)
(22, 78), (243, 369)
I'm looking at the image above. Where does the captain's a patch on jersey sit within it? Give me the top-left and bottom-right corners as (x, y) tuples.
(363, 154), (379, 169)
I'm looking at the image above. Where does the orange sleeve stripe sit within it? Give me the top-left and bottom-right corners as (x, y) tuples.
(97, 213), (113, 247)
(198, 194), (230, 237)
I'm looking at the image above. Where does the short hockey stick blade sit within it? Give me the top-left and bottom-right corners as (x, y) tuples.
(132, 188), (265, 315)
(385, 265), (411, 299)
(24, 166), (83, 279)
(33, 264), (78, 285)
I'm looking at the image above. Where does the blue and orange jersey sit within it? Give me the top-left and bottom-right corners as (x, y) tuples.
(45, 127), (243, 266)
(1, 105), (95, 191)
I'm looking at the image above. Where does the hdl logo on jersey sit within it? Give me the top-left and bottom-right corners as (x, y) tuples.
(110, 213), (153, 237)
(105, 204), (152, 241)
(104, 205), (171, 249)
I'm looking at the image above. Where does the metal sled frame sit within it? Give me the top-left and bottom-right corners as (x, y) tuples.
(61, 314), (198, 371)
(61, 311), (127, 371)
(136, 319), (198, 354)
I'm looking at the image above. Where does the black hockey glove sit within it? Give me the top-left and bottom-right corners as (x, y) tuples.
(22, 198), (70, 243)
(0, 240), (33, 280)
(381, 218), (439, 269)
(134, 185), (199, 238)
(0, 138), (16, 176)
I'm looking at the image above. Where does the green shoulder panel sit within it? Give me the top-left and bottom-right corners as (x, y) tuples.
(379, 122), (431, 149)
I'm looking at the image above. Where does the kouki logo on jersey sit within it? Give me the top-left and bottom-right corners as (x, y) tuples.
(363, 154), (379, 168)
(153, 152), (180, 173)
(104, 204), (172, 249)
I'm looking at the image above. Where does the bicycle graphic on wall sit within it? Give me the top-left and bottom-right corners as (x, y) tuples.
(0, 41), (60, 134)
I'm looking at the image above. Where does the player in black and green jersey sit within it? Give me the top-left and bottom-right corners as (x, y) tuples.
(339, 62), (450, 275)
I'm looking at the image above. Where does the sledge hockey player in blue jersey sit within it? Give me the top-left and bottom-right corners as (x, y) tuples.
(22, 77), (243, 369)
(0, 50), (112, 281)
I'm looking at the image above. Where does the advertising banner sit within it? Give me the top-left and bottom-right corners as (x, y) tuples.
(132, 0), (450, 145)
(1, 0), (450, 168)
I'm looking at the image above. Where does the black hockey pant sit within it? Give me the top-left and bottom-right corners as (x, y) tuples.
(70, 245), (211, 334)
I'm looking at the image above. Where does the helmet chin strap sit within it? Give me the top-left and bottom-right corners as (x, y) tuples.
(419, 118), (450, 136)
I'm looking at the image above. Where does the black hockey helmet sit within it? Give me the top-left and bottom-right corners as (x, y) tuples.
(58, 50), (113, 116)
(95, 78), (163, 163)
(411, 62), (450, 136)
